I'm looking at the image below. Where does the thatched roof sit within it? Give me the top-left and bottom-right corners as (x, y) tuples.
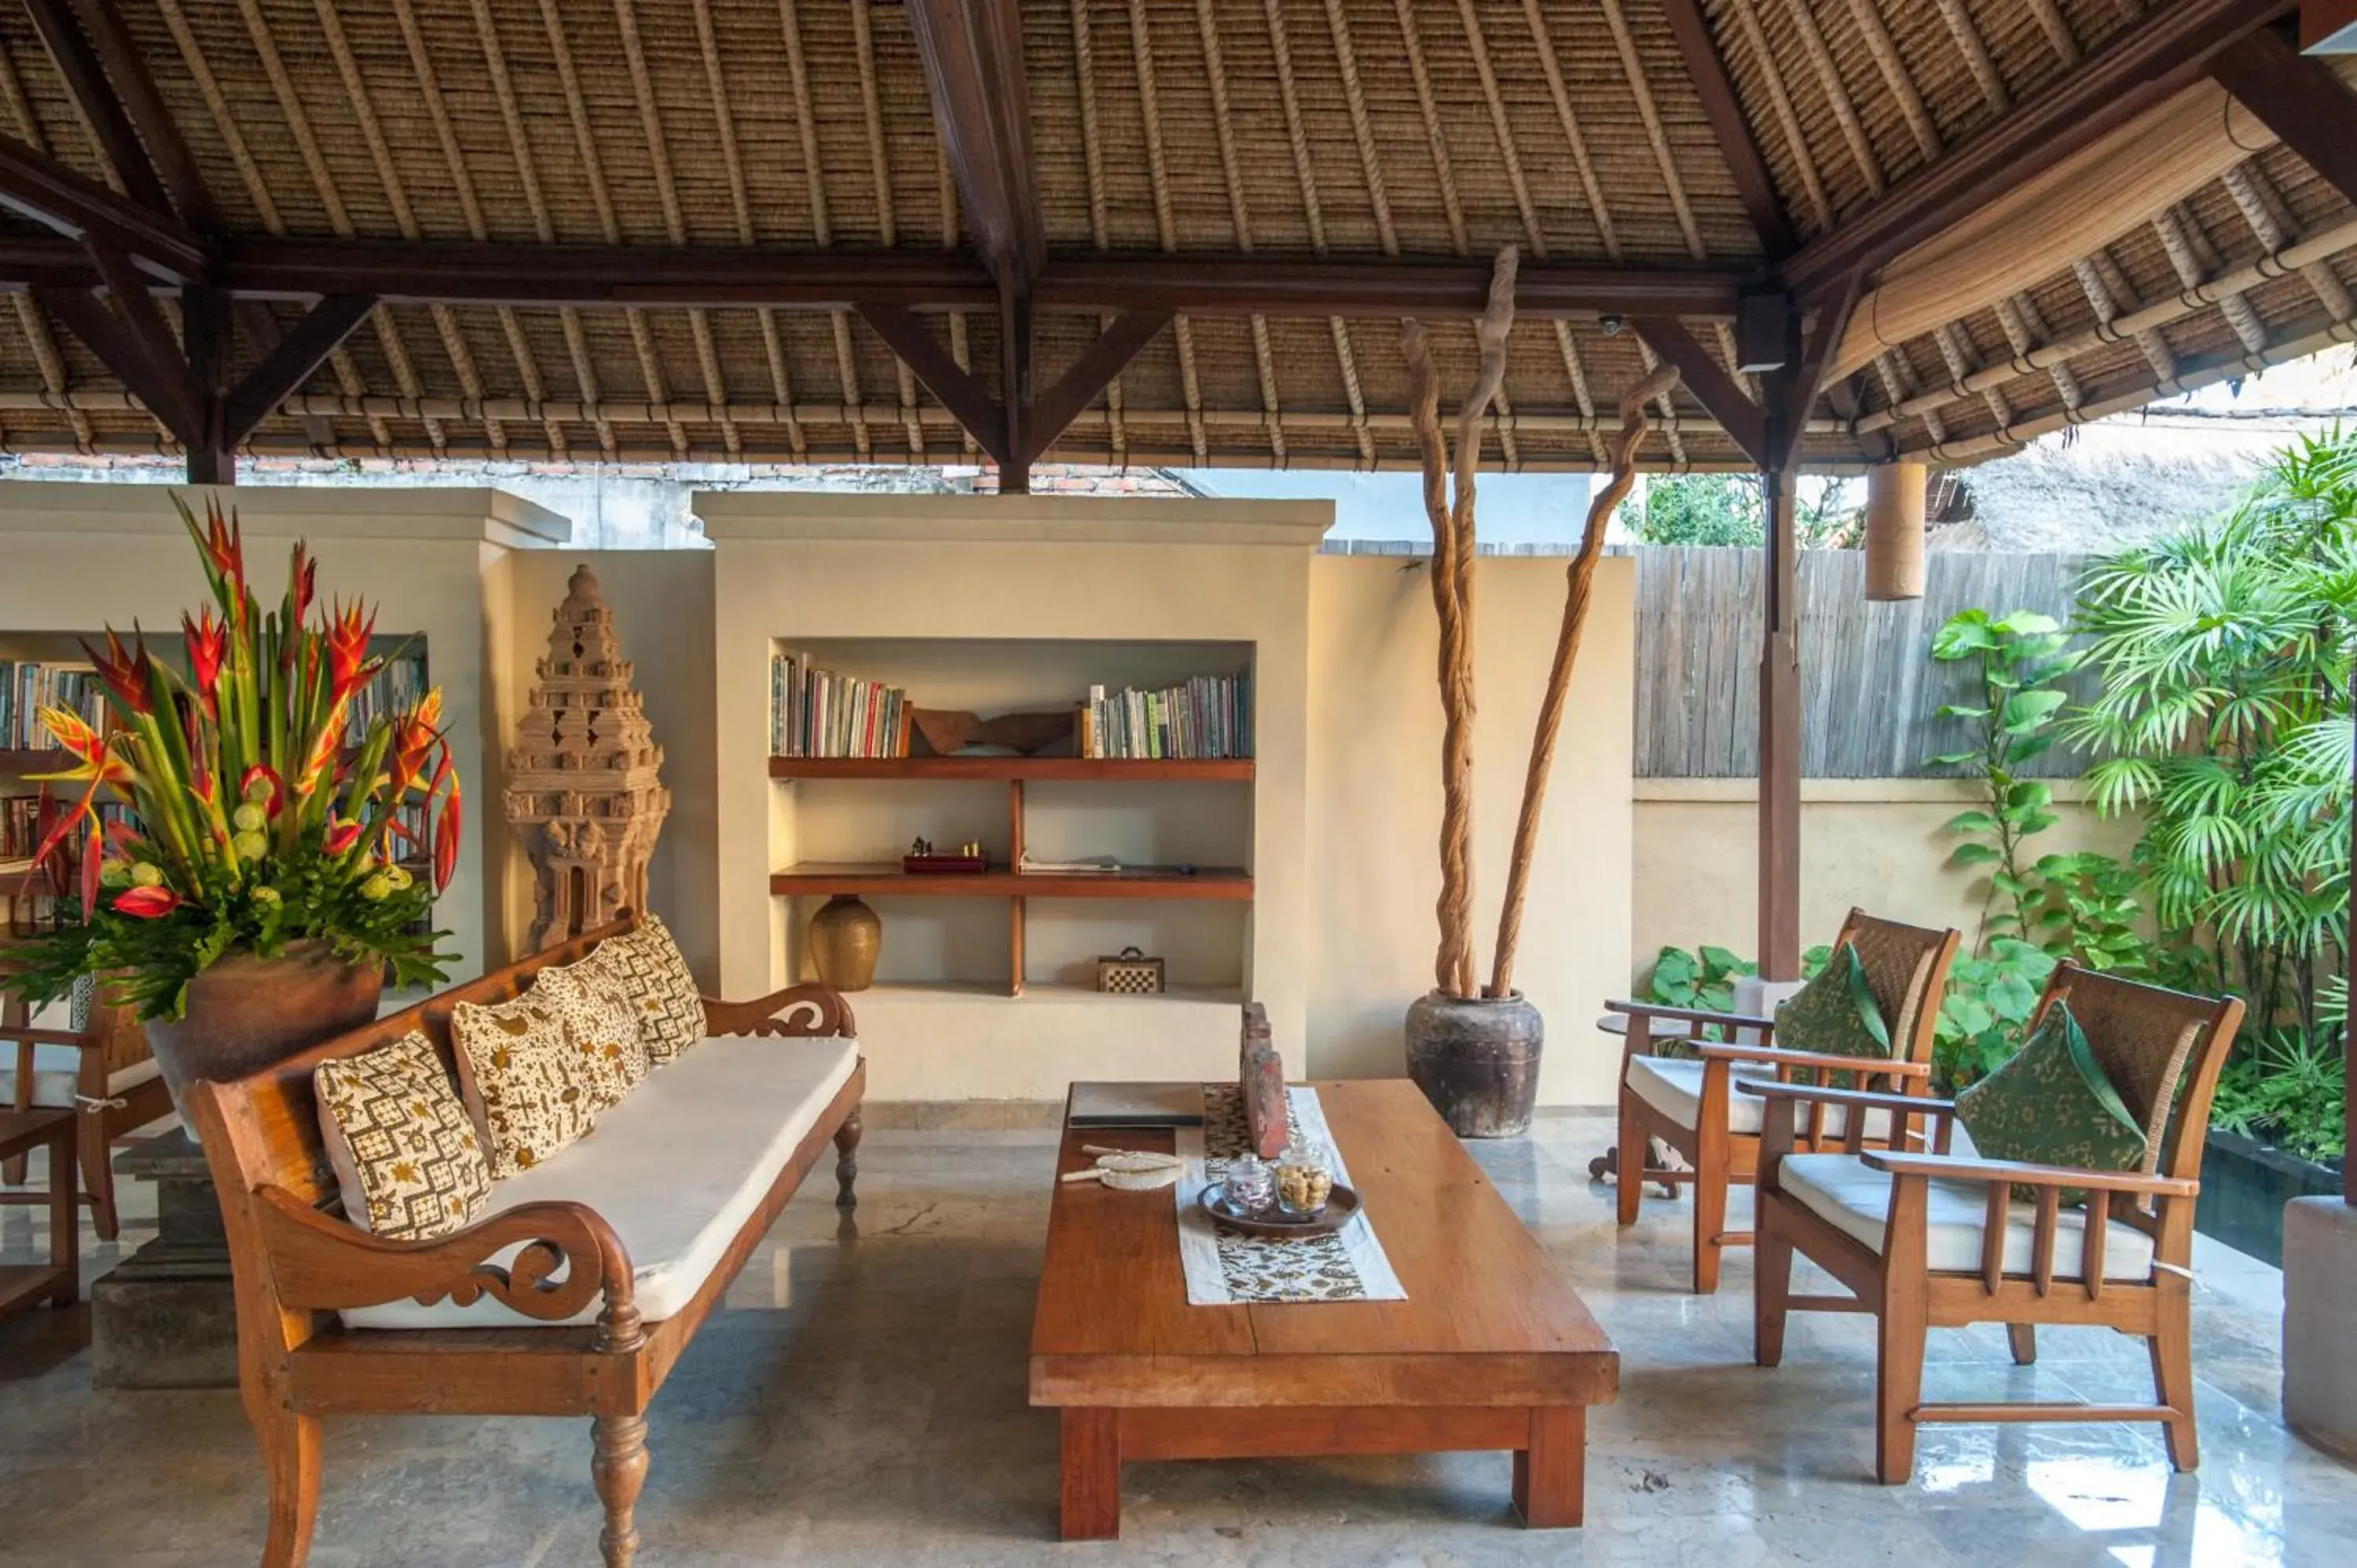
(0, 1), (2348, 474)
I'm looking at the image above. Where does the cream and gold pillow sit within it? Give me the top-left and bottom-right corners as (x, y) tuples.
(315, 1031), (490, 1240)
(530, 964), (651, 1107)
(450, 979), (625, 1178)
(572, 915), (707, 1065)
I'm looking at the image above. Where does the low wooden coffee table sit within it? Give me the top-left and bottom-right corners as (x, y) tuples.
(1028, 1079), (1617, 1539)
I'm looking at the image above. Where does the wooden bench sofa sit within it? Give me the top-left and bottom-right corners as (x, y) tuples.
(183, 914), (866, 1568)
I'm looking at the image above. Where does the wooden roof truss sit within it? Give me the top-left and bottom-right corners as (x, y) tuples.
(0, 0), (2348, 482)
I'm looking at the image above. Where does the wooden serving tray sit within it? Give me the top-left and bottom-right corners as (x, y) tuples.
(1198, 1181), (1361, 1238)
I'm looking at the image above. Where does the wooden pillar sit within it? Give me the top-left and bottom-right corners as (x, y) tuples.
(181, 285), (233, 485)
(1758, 466), (1802, 980)
(1864, 461), (1926, 600)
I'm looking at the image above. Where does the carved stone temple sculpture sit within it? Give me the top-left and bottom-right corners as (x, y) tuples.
(503, 564), (670, 952)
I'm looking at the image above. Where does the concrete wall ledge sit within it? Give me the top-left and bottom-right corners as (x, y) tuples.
(696, 490), (1334, 547)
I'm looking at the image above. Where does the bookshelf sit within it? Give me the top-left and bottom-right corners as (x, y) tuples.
(767, 636), (1255, 998)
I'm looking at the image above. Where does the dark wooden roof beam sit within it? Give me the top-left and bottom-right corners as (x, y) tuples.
(2213, 24), (2357, 207)
(1784, 0), (2298, 296)
(0, 135), (209, 280)
(1660, 0), (1797, 257)
(906, 0), (1044, 292)
(24, 0), (214, 227)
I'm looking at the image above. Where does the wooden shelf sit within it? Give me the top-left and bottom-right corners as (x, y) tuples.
(771, 863), (1252, 901)
(0, 749), (64, 774)
(769, 756), (1252, 782)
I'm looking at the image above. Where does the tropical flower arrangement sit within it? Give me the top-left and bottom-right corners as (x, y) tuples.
(9, 496), (461, 1020)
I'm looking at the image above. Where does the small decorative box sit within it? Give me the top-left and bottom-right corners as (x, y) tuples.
(1095, 947), (1165, 995)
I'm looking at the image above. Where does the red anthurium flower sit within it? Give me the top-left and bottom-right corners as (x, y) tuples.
(112, 885), (181, 919)
(325, 599), (378, 705)
(323, 818), (363, 856)
(184, 604), (227, 717)
(240, 763), (287, 818)
(81, 628), (156, 717)
(432, 776), (462, 893)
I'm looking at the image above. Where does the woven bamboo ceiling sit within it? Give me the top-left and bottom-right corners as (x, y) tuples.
(0, 0), (2349, 477)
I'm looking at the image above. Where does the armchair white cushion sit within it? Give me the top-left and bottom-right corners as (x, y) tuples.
(1628, 1056), (1897, 1141)
(1777, 1150), (2157, 1282)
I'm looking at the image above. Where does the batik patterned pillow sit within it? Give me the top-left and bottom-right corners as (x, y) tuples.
(315, 1031), (490, 1240)
(1955, 1002), (2147, 1205)
(1772, 942), (1893, 1064)
(528, 963), (651, 1108)
(571, 915), (706, 1065)
(450, 980), (615, 1177)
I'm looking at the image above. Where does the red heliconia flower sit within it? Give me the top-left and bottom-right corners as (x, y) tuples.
(240, 763), (287, 818)
(325, 599), (378, 705)
(28, 705), (133, 871)
(191, 757), (218, 809)
(387, 691), (444, 798)
(112, 885), (181, 919)
(198, 497), (247, 614)
(290, 541), (317, 628)
(295, 720), (343, 803)
(432, 772), (462, 893)
(184, 604), (228, 717)
(38, 705), (108, 768)
(323, 818), (363, 856)
(81, 628), (156, 717)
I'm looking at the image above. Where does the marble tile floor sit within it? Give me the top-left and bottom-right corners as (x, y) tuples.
(2, 1110), (2352, 1567)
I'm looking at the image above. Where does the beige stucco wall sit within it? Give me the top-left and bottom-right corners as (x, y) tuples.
(1308, 555), (1635, 1105)
(0, 482), (566, 982)
(1629, 779), (2144, 982)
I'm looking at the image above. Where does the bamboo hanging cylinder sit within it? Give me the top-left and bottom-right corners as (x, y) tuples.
(1865, 462), (1928, 602)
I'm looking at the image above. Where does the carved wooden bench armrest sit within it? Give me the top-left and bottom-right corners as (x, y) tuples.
(702, 983), (856, 1039)
(254, 1186), (645, 1346)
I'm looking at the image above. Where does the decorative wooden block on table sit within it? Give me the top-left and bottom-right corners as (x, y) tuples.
(1240, 1001), (1287, 1159)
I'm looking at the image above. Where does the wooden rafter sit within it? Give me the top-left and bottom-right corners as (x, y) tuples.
(1659, 0), (1794, 255)
(905, 0), (1043, 293)
(1785, 0), (2299, 295)
(0, 135), (207, 279)
(1631, 317), (1766, 465)
(2212, 24), (2357, 206)
(27, 0), (213, 227)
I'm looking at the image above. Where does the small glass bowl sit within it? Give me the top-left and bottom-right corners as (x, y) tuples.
(1223, 1151), (1275, 1214)
(1274, 1141), (1334, 1218)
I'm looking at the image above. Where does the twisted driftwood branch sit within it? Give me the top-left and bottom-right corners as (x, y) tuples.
(1402, 247), (1518, 998)
(1489, 361), (1681, 998)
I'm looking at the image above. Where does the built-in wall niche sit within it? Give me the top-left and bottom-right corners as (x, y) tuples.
(764, 636), (1255, 998)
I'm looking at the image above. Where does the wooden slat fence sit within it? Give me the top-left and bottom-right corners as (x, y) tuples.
(1631, 548), (2101, 779)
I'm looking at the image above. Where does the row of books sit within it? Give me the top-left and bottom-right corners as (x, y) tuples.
(344, 654), (427, 746)
(1082, 673), (1252, 760)
(770, 654), (912, 759)
(0, 797), (133, 863)
(1, 661), (104, 752)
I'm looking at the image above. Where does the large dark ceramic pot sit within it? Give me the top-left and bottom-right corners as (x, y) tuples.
(1405, 990), (1544, 1138)
(143, 943), (384, 1136)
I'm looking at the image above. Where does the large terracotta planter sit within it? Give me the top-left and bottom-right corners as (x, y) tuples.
(143, 943), (384, 1135)
(1405, 990), (1545, 1138)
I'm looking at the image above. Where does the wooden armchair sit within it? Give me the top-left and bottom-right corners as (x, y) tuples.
(1609, 910), (1959, 1293)
(2, 976), (173, 1240)
(1746, 964), (2243, 1484)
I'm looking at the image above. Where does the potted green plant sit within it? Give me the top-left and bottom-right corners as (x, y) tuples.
(9, 496), (460, 1127)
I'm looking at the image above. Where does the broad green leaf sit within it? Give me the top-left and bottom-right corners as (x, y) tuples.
(2002, 689), (2069, 732)
(1943, 810), (2000, 834)
(1948, 842), (2001, 866)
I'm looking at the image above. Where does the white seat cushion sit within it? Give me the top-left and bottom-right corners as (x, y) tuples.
(341, 1034), (858, 1331)
(1626, 1055), (1896, 1141)
(1776, 1151), (2157, 1282)
(1, 1044), (161, 1107)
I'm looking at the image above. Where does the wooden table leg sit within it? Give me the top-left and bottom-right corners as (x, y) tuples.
(1059, 1408), (1120, 1541)
(1512, 1406), (1585, 1528)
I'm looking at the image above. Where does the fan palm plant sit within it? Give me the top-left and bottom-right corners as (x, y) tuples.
(2069, 429), (2353, 1049)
